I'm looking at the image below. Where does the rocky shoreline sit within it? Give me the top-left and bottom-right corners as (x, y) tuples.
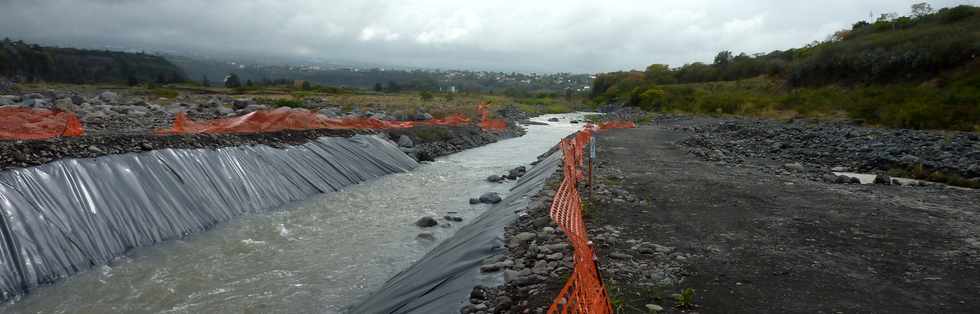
(666, 114), (980, 186)
(463, 165), (573, 314)
(0, 124), (522, 171)
(1, 88), (529, 170)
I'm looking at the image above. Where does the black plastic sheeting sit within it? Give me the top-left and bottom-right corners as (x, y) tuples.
(0, 135), (417, 301)
(352, 149), (562, 313)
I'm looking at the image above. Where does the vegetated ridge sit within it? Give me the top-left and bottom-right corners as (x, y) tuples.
(0, 39), (186, 85)
(591, 4), (980, 131)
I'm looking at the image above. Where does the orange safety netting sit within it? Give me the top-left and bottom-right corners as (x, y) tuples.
(157, 107), (480, 135)
(0, 107), (84, 140)
(478, 102), (509, 131)
(547, 120), (635, 314)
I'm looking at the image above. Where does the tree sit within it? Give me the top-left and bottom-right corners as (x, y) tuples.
(202, 75), (210, 87)
(246, 79), (254, 87)
(224, 73), (241, 88)
(302, 81), (312, 90)
(420, 90), (434, 101)
(644, 64), (676, 84)
(911, 3), (934, 18)
(373, 82), (383, 92)
(156, 73), (166, 84)
(386, 80), (401, 92)
(714, 51), (734, 66)
(877, 12), (898, 23)
(127, 75), (139, 87)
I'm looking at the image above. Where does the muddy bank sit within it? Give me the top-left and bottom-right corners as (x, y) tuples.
(667, 114), (980, 183)
(0, 124), (523, 171)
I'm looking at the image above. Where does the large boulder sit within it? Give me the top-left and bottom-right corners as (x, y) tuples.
(415, 216), (438, 228)
(99, 91), (119, 103)
(397, 135), (415, 148)
(478, 192), (502, 204)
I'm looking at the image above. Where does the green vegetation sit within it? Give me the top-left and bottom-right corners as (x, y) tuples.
(0, 38), (186, 84)
(514, 95), (577, 114)
(591, 4), (980, 131)
(673, 288), (696, 309)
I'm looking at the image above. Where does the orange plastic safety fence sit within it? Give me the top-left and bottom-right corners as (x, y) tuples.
(546, 120), (634, 313)
(478, 102), (508, 131)
(156, 107), (481, 135)
(546, 130), (612, 314)
(0, 107), (84, 140)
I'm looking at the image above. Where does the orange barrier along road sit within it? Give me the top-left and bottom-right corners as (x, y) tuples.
(547, 120), (635, 314)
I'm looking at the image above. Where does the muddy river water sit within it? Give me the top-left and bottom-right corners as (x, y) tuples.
(1, 113), (589, 314)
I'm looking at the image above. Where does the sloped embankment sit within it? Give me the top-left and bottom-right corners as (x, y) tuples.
(0, 135), (416, 301)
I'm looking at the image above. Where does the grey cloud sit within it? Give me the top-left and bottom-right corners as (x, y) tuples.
(0, 0), (974, 73)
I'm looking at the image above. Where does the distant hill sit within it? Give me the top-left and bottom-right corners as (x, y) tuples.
(0, 39), (186, 84)
(591, 4), (980, 131)
(165, 54), (592, 95)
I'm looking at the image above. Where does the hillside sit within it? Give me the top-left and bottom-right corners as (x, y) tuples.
(591, 4), (980, 131)
(0, 39), (186, 84)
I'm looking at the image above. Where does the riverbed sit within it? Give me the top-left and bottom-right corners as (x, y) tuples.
(1, 113), (589, 314)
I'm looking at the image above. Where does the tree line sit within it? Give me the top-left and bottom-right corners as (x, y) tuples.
(0, 39), (187, 84)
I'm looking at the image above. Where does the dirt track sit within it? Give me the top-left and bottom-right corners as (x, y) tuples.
(589, 122), (980, 313)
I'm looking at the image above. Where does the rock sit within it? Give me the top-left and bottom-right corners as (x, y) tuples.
(70, 95), (85, 105)
(546, 253), (564, 261)
(242, 104), (268, 112)
(609, 252), (632, 260)
(470, 286), (488, 300)
(646, 304), (664, 312)
(415, 216), (438, 228)
(0, 96), (14, 106)
(496, 296), (513, 310)
(415, 112), (433, 121)
(318, 108), (340, 117)
(531, 260), (552, 275)
(99, 91), (119, 103)
(822, 174), (839, 183)
(831, 166), (850, 172)
(874, 174), (892, 185)
(469, 198), (481, 204)
(478, 192), (502, 204)
(416, 232), (435, 241)
(444, 215), (463, 222)
(835, 175), (852, 184)
(397, 135), (414, 148)
(23, 93), (45, 100)
(54, 98), (77, 112)
(548, 117), (560, 122)
(508, 166), (527, 179)
(217, 106), (235, 115)
(514, 232), (536, 242)
(473, 303), (488, 311)
(783, 162), (805, 172)
(486, 175), (504, 183)
(850, 177), (862, 184)
(900, 154), (921, 165)
(87, 145), (103, 154)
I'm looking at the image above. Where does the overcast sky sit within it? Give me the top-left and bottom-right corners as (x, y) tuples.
(0, 0), (975, 73)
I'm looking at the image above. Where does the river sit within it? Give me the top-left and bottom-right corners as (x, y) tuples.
(1, 113), (589, 314)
